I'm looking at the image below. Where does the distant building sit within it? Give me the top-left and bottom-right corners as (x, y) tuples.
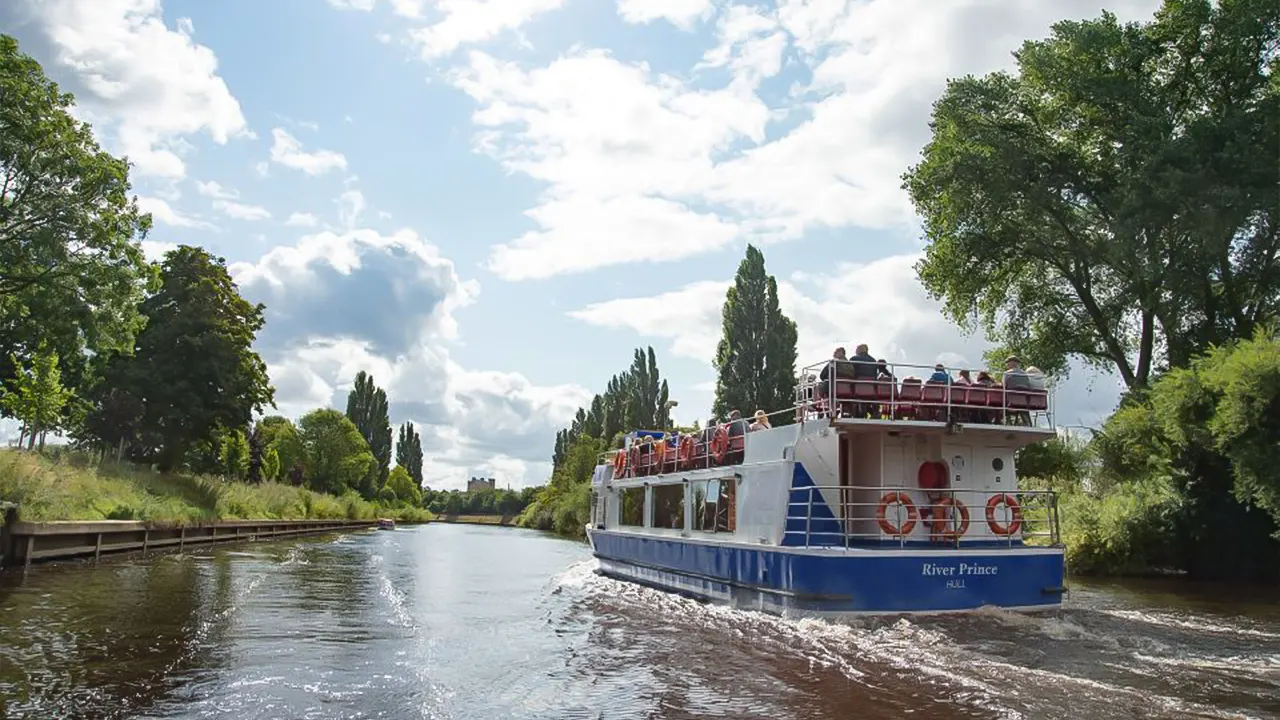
(467, 476), (496, 493)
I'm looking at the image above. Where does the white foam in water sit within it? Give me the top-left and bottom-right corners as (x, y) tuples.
(551, 562), (1276, 720)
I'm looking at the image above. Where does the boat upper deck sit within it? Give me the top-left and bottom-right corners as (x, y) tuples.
(795, 357), (1055, 434)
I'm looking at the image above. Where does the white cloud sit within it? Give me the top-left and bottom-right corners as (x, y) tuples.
(617, 0), (714, 29)
(1, 0), (250, 179)
(326, 0), (427, 18)
(286, 212), (320, 228)
(136, 196), (216, 230)
(230, 227), (587, 489)
(269, 128), (348, 175)
(699, 5), (788, 85)
(454, 0), (1163, 281)
(140, 240), (179, 262)
(408, 0), (567, 59)
(212, 199), (272, 221)
(568, 253), (1126, 427)
(452, 49), (769, 280)
(195, 180), (238, 200)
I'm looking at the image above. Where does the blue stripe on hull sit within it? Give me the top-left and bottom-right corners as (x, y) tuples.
(589, 530), (1065, 614)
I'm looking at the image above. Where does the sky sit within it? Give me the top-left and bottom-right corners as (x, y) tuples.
(1, 0), (1163, 490)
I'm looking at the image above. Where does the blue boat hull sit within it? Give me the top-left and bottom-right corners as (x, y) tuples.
(588, 529), (1065, 615)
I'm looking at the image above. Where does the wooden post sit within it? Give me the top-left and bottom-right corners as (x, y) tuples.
(24, 534), (34, 571)
(178, 526), (185, 552)
(94, 533), (102, 561)
(141, 529), (149, 556)
(0, 504), (16, 567)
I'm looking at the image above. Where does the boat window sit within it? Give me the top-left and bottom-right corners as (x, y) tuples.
(690, 480), (711, 532)
(651, 484), (684, 530)
(619, 487), (645, 527)
(716, 478), (737, 533)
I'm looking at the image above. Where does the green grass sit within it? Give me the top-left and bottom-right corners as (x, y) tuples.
(434, 514), (514, 525)
(0, 449), (433, 525)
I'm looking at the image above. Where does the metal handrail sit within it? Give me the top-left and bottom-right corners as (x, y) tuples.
(598, 404), (800, 478)
(783, 484), (1061, 550)
(794, 358), (1055, 429)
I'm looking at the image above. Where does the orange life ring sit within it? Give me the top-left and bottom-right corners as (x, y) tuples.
(652, 441), (668, 474)
(876, 491), (919, 536)
(612, 449), (627, 476)
(710, 426), (729, 464)
(931, 497), (970, 541)
(677, 436), (695, 468)
(986, 493), (1023, 535)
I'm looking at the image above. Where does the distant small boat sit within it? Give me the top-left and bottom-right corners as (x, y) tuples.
(377, 518), (396, 530)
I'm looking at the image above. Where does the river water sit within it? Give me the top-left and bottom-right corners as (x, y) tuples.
(1, 525), (1277, 720)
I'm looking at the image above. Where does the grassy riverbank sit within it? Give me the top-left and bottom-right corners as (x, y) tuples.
(0, 449), (433, 524)
(433, 514), (515, 526)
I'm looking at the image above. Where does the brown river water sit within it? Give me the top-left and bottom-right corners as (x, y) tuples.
(0, 524), (1277, 720)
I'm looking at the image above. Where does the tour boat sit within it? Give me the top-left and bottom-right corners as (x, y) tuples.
(377, 518), (396, 530)
(586, 359), (1066, 616)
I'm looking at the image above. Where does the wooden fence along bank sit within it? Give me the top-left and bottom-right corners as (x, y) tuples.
(0, 505), (377, 569)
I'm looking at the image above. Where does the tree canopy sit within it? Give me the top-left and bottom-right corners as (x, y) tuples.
(712, 244), (798, 422)
(903, 0), (1279, 389)
(551, 346), (668, 468)
(298, 409), (375, 496)
(0, 34), (154, 421)
(84, 246), (275, 470)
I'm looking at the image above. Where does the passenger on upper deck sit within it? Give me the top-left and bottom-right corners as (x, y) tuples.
(876, 359), (895, 381)
(1002, 356), (1031, 390)
(850, 344), (878, 379)
(818, 347), (854, 385)
(1026, 366), (1047, 391)
(955, 369), (973, 385)
(749, 410), (770, 432)
(726, 410), (747, 463)
(928, 363), (951, 384)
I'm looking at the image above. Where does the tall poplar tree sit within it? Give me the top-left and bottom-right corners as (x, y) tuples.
(395, 421), (424, 486)
(345, 371), (392, 496)
(712, 245), (798, 422)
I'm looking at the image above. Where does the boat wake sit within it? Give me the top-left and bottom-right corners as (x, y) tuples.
(549, 560), (1280, 720)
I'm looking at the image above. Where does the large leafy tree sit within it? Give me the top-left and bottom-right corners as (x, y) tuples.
(903, 0), (1279, 389)
(395, 421), (424, 486)
(298, 408), (375, 495)
(712, 244), (798, 422)
(87, 246), (275, 470)
(0, 35), (154, 406)
(345, 371), (392, 496)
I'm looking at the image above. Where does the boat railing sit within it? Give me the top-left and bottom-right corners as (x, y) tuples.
(794, 359), (1055, 429)
(600, 405), (798, 479)
(784, 485), (1061, 549)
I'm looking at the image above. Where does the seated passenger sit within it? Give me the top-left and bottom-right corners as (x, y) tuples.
(955, 369), (973, 385)
(818, 347), (855, 387)
(1026, 366), (1047, 391)
(1002, 355), (1031, 389)
(928, 363), (951, 384)
(749, 410), (771, 431)
(850, 343), (878, 379)
(876, 359), (895, 381)
(975, 371), (995, 386)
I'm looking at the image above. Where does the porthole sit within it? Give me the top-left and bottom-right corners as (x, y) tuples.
(992, 457), (1004, 472)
